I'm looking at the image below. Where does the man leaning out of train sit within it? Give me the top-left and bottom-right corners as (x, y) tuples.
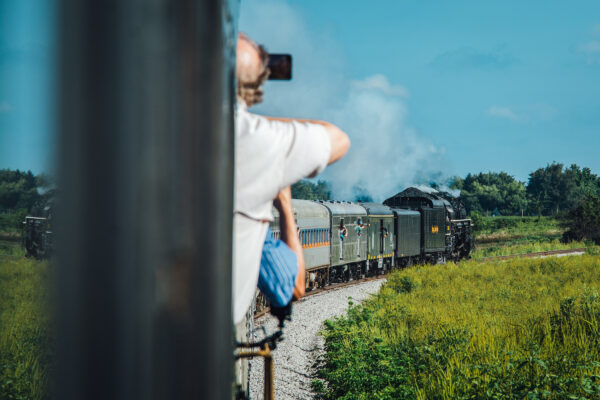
(232, 33), (350, 324)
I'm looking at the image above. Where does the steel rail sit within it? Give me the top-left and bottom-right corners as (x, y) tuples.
(478, 247), (586, 262)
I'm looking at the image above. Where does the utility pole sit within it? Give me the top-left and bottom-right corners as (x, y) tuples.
(55, 1), (237, 399)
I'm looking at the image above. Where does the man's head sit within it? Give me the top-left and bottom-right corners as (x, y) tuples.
(236, 33), (269, 107)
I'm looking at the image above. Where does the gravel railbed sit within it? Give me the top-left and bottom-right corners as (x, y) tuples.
(248, 279), (385, 400)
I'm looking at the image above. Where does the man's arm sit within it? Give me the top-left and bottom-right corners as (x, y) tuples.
(265, 116), (350, 165)
(273, 187), (306, 299)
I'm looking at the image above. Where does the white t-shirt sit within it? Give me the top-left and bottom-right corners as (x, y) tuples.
(232, 102), (331, 323)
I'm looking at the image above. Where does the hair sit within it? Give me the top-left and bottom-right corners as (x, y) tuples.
(237, 34), (270, 106)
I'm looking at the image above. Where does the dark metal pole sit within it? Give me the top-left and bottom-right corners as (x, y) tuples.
(55, 1), (236, 399)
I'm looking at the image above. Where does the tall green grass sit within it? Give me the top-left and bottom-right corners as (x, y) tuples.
(471, 239), (587, 259)
(0, 257), (51, 400)
(316, 256), (600, 399)
(474, 216), (563, 245)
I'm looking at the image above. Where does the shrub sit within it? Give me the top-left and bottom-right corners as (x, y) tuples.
(563, 195), (600, 244)
(317, 256), (600, 399)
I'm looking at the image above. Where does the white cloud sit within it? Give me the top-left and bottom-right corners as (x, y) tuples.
(486, 104), (557, 123)
(577, 25), (600, 65)
(240, 0), (447, 201)
(487, 106), (519, 121)
(578, 41), (600, 54)
(527, 103), (557, 121)
(0, 101), (13, 113)
(351, 74), (409, 97)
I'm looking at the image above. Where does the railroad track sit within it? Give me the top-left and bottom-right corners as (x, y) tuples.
(254, 274), (388, 319)
(478, 247), (586, 262)
(254, 247), (588, 319)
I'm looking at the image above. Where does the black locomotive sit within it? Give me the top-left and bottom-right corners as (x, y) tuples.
(22, 205), (53, 259)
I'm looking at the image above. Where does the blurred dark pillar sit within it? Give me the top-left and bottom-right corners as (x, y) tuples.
(56, 0), (237, 399)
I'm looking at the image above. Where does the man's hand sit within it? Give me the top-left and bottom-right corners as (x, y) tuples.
(273, 186), (292, 213)
(274, 187), (306, 299)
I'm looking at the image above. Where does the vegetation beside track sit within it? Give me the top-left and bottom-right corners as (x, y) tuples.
(314, 256), (600, 400)
(471, 239), (589, 259)
(471, 215), (600, 259)
(472, 216), (563, 243)
(0, 254), (52, 400)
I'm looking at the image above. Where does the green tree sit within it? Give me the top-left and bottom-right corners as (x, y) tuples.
(0, 169), (44, 212)
(291, 180), (331, 200)
(526, 163), (599, 215)
(456, 172), (527, 215)
(563, 195), (600, 244)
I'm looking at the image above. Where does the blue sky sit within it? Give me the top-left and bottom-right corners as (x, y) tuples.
(239, 0), (600, 198)
(1, 1), (599, 198)
(0, 0), (56, 175)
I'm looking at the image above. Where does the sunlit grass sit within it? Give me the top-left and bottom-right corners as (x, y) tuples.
(317, 255), (600, 399)
(0, 256), (51, 400)
(474, 216), (563, 245)
(472, 239), (587, 259)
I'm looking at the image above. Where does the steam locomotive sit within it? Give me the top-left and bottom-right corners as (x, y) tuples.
(22, 204), (53, 259)
(270, 186), (472, 291)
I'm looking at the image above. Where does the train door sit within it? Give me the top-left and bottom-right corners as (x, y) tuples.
(378, 219), (384, 269)
(379, 219), (384, 254)
(339, 218), (345, 260)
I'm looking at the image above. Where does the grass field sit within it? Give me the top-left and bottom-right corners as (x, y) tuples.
(315, 255), (600, 400)
(473, 216), (563, 245)
(0, 252), (52, 400)
(471, 239), (588, 259)
(469, 216), (598, 260)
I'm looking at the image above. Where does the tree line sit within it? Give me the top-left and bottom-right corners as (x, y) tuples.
(0, 169), (54, 232)
(3, 164), (597, 218)
(451, 163), (600, 217)
(0, 169), (53, 213)
(2, 165), (598, 242)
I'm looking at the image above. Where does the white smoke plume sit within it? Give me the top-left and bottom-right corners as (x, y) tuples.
(413, 185), (440, 194)
(240, 1), (449, 202)
(437, 185), (461, 198)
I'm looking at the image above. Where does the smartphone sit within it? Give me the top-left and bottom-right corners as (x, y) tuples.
(267, 54), (292, 80)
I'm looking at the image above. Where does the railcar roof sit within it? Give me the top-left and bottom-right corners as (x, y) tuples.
(391, 208), (421, 216)
(271, 199), (330, 219)
(292, 199), (330, 218)
(359, 202), (393, 216)
(318, 200), (367, 216)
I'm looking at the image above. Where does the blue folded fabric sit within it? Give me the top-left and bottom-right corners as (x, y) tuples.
(258, 227), (298, 307)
